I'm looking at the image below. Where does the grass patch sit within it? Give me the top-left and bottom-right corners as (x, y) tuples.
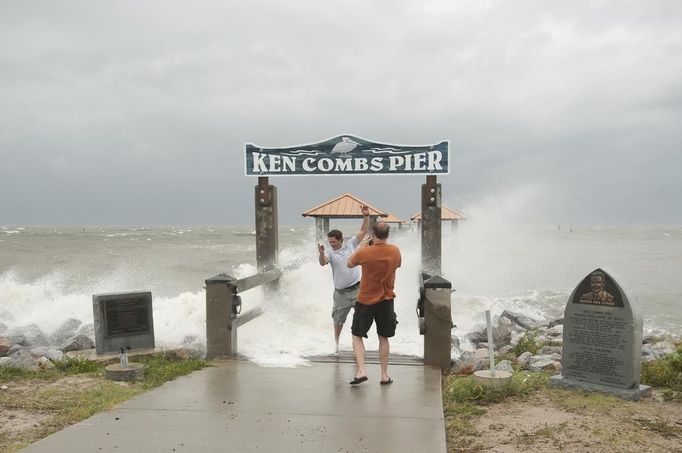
(53, 356), (102, 374)
(135, 352), (206, 389)
(443, 371), (548, 407)
(545, 387), (620, 413)
(443, 371), (549, 443)
(641, 345), (682, 391)
(0, 352), (209, 453)
(0, 357), (104, 383)
(511, 330), (548, 356)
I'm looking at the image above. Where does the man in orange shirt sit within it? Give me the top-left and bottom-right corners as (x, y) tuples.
(346, 221), (401, 385)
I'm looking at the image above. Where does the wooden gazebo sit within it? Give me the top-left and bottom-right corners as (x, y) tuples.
(302, 193), (387, 239)
(411, 205), (465, 231)
(383, 212), (407, 230)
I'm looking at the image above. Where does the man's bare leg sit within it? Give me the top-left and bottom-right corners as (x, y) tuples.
(352, 335), (367, 379)
(334, 324), (343, 352)
(378, 335), (390, 382)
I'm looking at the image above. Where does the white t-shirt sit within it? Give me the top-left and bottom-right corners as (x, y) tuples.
(324, 236), (361, 290)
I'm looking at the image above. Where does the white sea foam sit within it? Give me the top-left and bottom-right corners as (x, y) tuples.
(1, 218), (680, 368)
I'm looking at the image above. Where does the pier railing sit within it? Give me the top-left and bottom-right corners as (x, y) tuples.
(416, 271), (454, 370)
(205, 268), (282, 359)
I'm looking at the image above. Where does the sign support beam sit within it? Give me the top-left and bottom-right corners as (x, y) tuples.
(421, 175), (442, 276)
(255, 177), (278, 284)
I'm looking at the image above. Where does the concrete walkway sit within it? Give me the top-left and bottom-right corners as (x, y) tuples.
(20, 360), (446, 453)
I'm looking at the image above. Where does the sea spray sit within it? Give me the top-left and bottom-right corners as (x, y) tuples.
(1, 225), (680, 366)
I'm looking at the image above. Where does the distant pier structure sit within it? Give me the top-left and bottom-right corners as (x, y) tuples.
(302, 192), (387, 240)
(411, 205), (466, 233)
(383, 212), (407, 230)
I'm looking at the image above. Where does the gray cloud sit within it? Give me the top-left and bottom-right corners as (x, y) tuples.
(1, 0), (681, 225)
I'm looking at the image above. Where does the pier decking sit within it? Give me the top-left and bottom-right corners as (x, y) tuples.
(19, 359), (446, 453)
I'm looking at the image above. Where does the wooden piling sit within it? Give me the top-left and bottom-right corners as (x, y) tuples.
(421, 175), (442, 275)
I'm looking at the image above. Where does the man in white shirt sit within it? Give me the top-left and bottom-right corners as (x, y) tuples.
(318, 205), (370, 350)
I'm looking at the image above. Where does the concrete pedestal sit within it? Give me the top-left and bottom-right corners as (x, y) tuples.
(105, 363), (145, 382)
(473, 370), (512, 388)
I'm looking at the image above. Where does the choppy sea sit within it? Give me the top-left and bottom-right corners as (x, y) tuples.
(1, 223), (680, 367)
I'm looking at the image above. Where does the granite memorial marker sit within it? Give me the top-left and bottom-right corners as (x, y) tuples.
(93, 291), (155, 354)
(550, 268), (651, 400)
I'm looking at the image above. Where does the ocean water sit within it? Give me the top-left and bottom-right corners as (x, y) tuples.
(1, 223), (680, 367)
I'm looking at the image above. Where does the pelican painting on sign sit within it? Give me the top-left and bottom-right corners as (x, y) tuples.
(331, 136), (360, 156)
(244, 135), (449, 176)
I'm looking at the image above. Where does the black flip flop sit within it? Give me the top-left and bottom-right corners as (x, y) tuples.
(380, 378), (393, 385)
(350, 376), (368, 385)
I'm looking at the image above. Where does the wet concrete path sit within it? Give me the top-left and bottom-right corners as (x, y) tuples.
(20, 359), (446, 452)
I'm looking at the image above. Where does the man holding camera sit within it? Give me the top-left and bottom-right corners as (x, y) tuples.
(346, 221), (401, 385)
(318, 205), (370, 351)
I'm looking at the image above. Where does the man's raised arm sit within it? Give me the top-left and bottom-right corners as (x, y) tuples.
(318, 243), (329, 266)
(354, 205), (370, 244)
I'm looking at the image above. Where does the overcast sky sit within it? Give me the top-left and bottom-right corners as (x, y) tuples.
(1, 0), (681, 226)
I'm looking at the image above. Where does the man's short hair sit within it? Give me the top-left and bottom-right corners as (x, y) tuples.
(373, 222), (390, 240)
(327, 230), (343, 241)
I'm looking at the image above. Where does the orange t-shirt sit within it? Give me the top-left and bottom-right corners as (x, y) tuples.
(349, 243), (401, 305)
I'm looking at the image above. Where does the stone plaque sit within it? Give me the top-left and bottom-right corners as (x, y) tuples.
(550, 269), (650, 400)
(93, 291), (155, 354)
(103, 297), (151, 337)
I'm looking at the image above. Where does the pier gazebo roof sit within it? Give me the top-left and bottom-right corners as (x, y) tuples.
(410, 205), (465, 222)
(302, 193), (387, 218)
(383, 213), (406, 224)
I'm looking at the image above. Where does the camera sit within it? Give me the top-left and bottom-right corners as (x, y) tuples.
(367, 235), (374, 246)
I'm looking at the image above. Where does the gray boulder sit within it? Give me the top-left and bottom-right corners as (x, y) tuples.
(9, 324), (48, 347)
(548, 318), (563, 328)
(529, 359), (562, 373)
(8, 333), (28, 347)
(0, 310), (13, 322)
(464, 327), (487, 348)
(77, 323), (95, 338)
(641, 344), (660, 361)
(37, 356), (55, 370)
(45, 349), (64, 362)
(451, 351), (487, 374)
(495, 360), (514, 373)
(475, 347), (491, 358)
(531, 353), (562, 362)
(537, 345), (562, 356)
(29, 347), (49, 358)
(498, 345), (513, 355)
(0, 322), (7, 334)
(60, 334), (95, 352)
(641, 334), (656, 344)
(509, 331), (525, 347)
(451, 335), (460, 351)
(0, 357), (11, 367)
(501, 310), (545, 330)
(516, 352), (533, 369)
(545, 325), (564, 337)
(49, 318), (83, 346)
(652, 341), (675, 357)
(0, 337), (10, 357)
(8, 349), (39, 370)
(492, 317), (513, 347)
